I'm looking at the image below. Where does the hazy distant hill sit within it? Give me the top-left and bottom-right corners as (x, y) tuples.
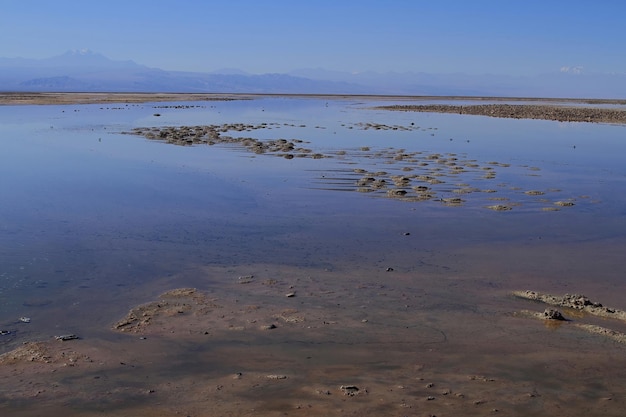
(0, 50), (371, 94)
(0, 50), (624, 98)
(288, 68), (626, 99)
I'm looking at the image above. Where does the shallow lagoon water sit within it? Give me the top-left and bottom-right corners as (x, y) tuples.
(1, 97), (626, 416)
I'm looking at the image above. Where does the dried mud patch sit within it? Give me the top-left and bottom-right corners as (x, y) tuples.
(112, 287), (222, 335)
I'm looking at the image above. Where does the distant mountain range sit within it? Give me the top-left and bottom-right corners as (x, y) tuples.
(1, 50), (624, 98)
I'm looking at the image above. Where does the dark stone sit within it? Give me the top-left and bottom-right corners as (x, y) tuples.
(543, 309), (565, 320)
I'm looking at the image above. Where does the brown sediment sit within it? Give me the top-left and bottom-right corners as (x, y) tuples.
(375, 103), (626, 124)
(2, 263), (626, 416)
(113, 288), (222, 334)
(0, 341), (60, 364)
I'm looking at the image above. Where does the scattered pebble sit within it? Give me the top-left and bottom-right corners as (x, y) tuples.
(55, 334), (79, 341)
(340, 385), (360, 396)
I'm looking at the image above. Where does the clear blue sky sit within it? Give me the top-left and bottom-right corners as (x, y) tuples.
(1, 0), (624, 75)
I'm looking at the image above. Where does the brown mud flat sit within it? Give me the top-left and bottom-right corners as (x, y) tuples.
(2, 264), (626, 416)
(377, 103), (626, 124)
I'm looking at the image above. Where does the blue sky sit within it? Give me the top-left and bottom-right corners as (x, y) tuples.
(1, 0), (624, 75)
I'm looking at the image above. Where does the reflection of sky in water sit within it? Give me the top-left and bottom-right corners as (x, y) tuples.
(1, 98), (626, 344)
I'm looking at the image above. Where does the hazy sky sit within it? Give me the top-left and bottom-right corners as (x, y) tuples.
(1, 0), (624, 75)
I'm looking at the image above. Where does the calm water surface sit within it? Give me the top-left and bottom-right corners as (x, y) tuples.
(1, 97), (626, 330)
(1, 97), (626, 414)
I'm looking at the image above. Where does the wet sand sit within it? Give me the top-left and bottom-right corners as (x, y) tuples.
(2, 260), (626, 417)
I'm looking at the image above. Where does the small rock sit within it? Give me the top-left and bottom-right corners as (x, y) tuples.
(55, 334), (79, 341)
(266, 374), (288, 380)
(340, 385), (360, 396)
(238, 275), (254, 284)
(554, 201), (575, 207)
(543, 309), (565, 320)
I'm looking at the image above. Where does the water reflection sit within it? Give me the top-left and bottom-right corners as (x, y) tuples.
(1, 97), (626, 415)
(1, 98), (625, 309)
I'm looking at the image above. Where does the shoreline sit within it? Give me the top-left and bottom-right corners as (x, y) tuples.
(1, 91), (626, 107)
(0, 92), (246, 105)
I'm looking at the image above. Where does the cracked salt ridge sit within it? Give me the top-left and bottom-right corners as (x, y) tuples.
(512, 290), (626, 321)
(376, 104), (626, 124)
(513, 290), (626, 344)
